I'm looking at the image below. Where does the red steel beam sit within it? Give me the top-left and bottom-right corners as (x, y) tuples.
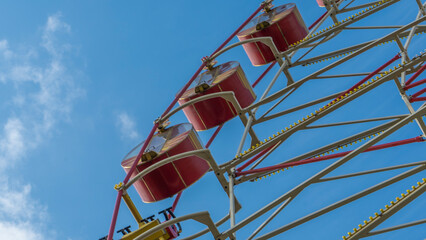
(235, 136), (425, 177)
(309, 11), (328, 30)
(107, 63), (205, 239)
(411, 87), (426, 99)
(107, 5), (264, 239)
(410, 97), (426, 102)
(330, 53), (400, 105)
(171, 192), (182, 213)
(406, 64), (426, 86)
(205, 124), (224, 148)
(205, 59), (274, 149)
(405, 78), (426, 90)
(236, 144), (278, 172)
(252, 61), (277, 88)
(211, 5), (263, 56)
(308, 0), (343, 30)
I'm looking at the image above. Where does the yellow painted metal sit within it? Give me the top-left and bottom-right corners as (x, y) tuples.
(121, 192), (144, 227)
(120, 219), (170, 240)
(342, 178), (426, 239)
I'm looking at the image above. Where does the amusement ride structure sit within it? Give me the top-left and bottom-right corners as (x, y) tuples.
(102, 0), (426, 239)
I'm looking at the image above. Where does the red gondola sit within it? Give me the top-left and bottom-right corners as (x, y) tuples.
(121, 123), (210, 203)
(178, 61), (256, 131)
(237, 3), (308, 66)
(316, 0), (325, 7)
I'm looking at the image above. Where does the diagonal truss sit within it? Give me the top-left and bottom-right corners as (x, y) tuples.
(107, 1), (426, 239)
(186, 1), (426, 239)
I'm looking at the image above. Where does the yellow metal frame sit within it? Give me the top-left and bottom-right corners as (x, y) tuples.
(115, 185), (171, 240)
(120, 219), (170, 240)
(122, 191), (144, 227)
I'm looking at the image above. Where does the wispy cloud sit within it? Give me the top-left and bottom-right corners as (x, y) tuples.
(116, 112), (140, 140)
(0, 13), (83, 239)
(0, 39), (13, 61)
(0, 222), (44, 240)
(0, 118), (25, 170)
(0, 13), (83, 165)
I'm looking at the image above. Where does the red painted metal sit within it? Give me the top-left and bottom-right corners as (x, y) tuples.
(311, 0), (343, 29)
(235, 136), (424, 177)
(108, 64), (205, 240)
(121, 123), (210, 203)
(406, 64), (426, 86)
(171, 192), (182, 213)
(196, 58), (272, 149)
(205, 124), (224, 148)
(202, 59), (272, 149)
(316, 0), (325, 7)
(178, 61), (256, 131)
(252, 61), (277, 88)
(165, 191), (183, 221)
(315, 0), (343, 9)
(211, 5), (263, 56)
(331, 53), (400, 104)
(236, 144), (277, 172)
(165, 226), (179, 239)
(411, 97), (426, 102)
(161, 64), (207, 123)
(107, 123), (159, 240)
(199, 57), (271, 148)
(107, 189), (124, 240)
(237, 3), (308, 66)
(107, 5), (271, 239)
(309, 11), (327, 30)
(411, 87), (426, 98)
(405, 78), (426, 90)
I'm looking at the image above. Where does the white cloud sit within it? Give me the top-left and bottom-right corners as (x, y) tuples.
(0, 177), (52, 240)
(0, 221), (44, 240)
(0, 13), (83, 164)
(0, 180), (47, 222)
(0, 118), (25, 170)
(0, 13), (82, 239)
(43, 13), (71, 58)
(117, 112), (140, 140)
(0, 39), (13, 60)
(0, 39), (7, 50)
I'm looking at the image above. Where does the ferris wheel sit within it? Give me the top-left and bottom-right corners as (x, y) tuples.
(101, 0), (426, 239)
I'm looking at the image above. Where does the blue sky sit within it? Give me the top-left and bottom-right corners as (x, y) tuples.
(0, 0), (425, 239)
